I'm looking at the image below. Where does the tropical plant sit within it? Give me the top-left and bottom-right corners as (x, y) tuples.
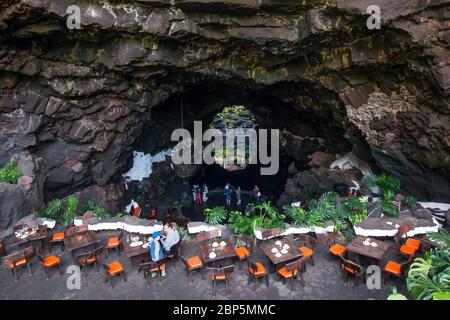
(407, 236), (450, 300)
(249, 201), (286, 230)
(363, 173), (401, 217)
(405, 195), (417, 208)
(37, 199), (63, 220)
(308, 191), (339, 221)
(63, 195), (78, 226)
(0, 161), (22, 184)
(228, 211), (254, 236)
(428, 229), (450, 248)
(204, 206), (228, 225)
(173, 200), (183, 212)
(283, 205), (325, 228)
(81, 200), (111, 220)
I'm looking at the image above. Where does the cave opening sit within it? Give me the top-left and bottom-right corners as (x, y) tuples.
(126, 81), (377, 221)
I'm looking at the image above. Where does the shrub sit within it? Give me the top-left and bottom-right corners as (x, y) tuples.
(405, 196), (417, 208)
(228, 211), (254, 236)
(63, 195), (78, 226)
(0, 161), (22, 184)
(204, 206), (228, 225)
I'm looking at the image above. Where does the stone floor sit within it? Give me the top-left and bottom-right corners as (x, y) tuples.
(0, 233), (409, 300)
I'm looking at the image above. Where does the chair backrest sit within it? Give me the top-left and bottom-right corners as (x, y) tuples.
(284, 260), (298, 273)
(394, 224), (411, 246)
(5, 245), (34, 266)
(208, 265), (234, 278)
(132, 206), (142, 217)
(66, 224), (88, 237)
(238, 234), (253, 251)
(341, 258), (363, 275)
(305, 235), (318, 249)
(248, 260), (258, 272)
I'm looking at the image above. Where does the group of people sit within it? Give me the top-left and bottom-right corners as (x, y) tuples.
(148, 222), (180, 278)
(223, 183), (262, 208)
(192, 183), (208, 205)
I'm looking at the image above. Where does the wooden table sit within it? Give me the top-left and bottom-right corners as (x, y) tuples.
(259, 238), (303, 272)
(123, 233), (151, 265)
(347, 236), (391, 261)
(3, 225), (48, 253)
(201, 238), (236, 266)
(63, 231), (98, 254)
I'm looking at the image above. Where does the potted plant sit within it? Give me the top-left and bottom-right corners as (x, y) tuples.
(204, 206), (228, 225)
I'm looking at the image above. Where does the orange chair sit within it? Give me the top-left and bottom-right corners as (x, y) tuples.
(383, 257), (413, 283)
(339, 257), (365, 289)
(234, 234), (252, 269)
(329, 243), (347, 258)
(400, 238), (421, 257)
(247, 260), (269, 290)
(103, 261), (126, 289)
(106, 231), (123, 257)
(207, 265), (234, 297)
(278, 257), (306, 291)
(76, 243), (104, 278)
(36, 246), (63, 280)
(5, 246), (34, 281)
(138, 259), (166, 286)
(49, 230), (65, 252)
(295, 234), (318, 266)
(180, 254), (204, 285)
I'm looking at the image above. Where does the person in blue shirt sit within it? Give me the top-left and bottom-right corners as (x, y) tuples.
(224, 183), (233, 206)
(149, 231), (165, 277)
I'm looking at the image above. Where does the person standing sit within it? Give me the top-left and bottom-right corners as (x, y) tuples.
(224, 183), (232, 206)
(236, 186), (242, 210)
(253, 185), (261, 204)
(195, 185), (202, 204)
(192, 185), (197, 203)
(201, 183), (208, 205)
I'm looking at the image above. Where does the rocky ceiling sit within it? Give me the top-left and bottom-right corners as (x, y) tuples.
(0, 0), (449, 204)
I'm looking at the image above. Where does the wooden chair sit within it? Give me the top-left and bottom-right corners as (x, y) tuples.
(76, 242), (104, 278)
(4, 245), (34, 282)
(207, 265), (234, 297)
(393, 224), (421, 257)
(247, 260), (269, 290)
(278, 256), (307, 290)
(324, 230), (347, 259)
(106, 231), (123, 257)
(35, 245), (63, 280)
(179, 253), (204, 285)
(66, 224), (88, 237)
(383, 256), (413, 283)
(138, 258), (166, 286)
(49, 229), (65, 253)
(234, 234), (253, 269)
(165, 240), (182, 270)
(103, 260), (126, 289)
(339, 256), (365, 289)
(295, 234), (318, 267)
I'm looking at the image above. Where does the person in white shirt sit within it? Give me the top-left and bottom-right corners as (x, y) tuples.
(161, 223), (180, 254)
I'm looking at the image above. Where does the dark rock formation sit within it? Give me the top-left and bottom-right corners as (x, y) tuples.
(0, 0), (448, 224)
(0, 152), (48, 229)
